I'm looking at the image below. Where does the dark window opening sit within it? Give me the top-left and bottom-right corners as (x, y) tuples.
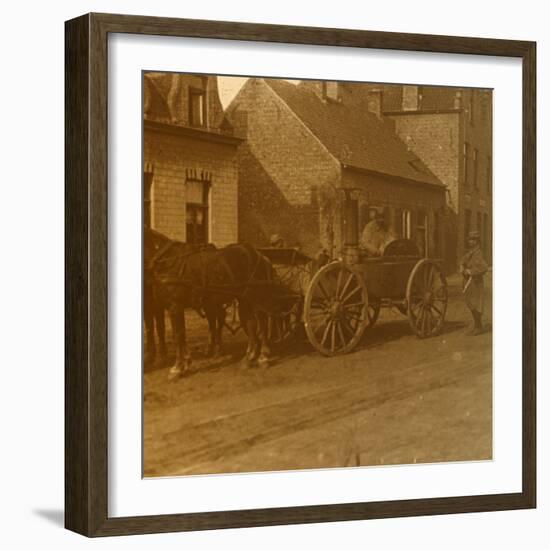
(185, 177), (210, 244)
(189, 88), (207, 127)
(416, 209), (428, 257)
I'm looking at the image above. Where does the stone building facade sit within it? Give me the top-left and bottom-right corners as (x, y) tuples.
(143, 73), (241, 245)
(379, 85), (493, 267)
(227, 78), (448, 265)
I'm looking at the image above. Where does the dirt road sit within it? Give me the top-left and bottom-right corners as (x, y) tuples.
(143, 275), (492, 477)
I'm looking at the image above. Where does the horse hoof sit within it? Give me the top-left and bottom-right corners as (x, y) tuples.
(258, 357), (269, 370)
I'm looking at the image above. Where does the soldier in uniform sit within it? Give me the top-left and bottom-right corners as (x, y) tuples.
(359, 210), (396, 256)
(460, 230), (488, 335)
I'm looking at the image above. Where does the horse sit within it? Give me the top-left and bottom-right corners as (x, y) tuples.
(216, 243), (275, 369)
(144, 227), (275, 378)
(144, 228), (226, 372)
(143, 261), (167, 367)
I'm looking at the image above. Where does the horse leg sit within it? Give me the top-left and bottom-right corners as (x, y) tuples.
(154, 305), (167, 367)
(239, 302), (258, 369)
(168, 308), (192, 380)
(214, 303), (226, 356)
(257, 312), (271, 369)
(143, 291), (156, 365)
(204, 303), (217, 358)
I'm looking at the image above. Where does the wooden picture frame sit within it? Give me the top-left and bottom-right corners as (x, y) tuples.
(65, 12), (536, 537)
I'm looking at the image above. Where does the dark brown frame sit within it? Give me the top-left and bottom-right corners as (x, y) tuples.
(65, 12), (536, 537)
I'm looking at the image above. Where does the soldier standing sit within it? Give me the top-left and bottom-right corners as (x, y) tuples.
(460, 230), (488, 336)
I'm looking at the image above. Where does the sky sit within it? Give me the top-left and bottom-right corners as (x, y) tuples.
(217, 76), (249, 109)
(216, 76), (299, 108)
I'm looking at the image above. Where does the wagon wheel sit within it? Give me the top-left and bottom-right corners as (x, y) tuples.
(304, 262), (369, 356)
(406, 259), (448, 338)
(267, 299), (303, 345)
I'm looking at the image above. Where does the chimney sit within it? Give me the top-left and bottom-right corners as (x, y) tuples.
(402, 85), (419, 111)
(367, 89), (383, 118)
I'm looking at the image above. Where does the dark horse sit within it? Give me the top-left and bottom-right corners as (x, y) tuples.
(144, 227), (275, 378)
(144, 228), (224, 373)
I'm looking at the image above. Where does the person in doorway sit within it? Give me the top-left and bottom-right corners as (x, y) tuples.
(359, 210), (396, 256)
(460, 230), (488, 336)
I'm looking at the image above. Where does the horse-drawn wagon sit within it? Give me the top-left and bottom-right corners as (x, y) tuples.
(144, 206), (448, 373)
(302, 239), (448, 356)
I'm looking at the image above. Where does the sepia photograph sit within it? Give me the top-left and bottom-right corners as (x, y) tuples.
(142, 72), (493, 478)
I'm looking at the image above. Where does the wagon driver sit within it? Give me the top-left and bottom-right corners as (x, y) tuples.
(359, 209), (396, 256)
(460, 230), (488, 336)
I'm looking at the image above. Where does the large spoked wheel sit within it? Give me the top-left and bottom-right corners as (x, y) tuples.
(304, 262), (369, 356)
(406, 259), (448, 338)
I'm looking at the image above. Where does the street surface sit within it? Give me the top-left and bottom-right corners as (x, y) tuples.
(143, 274), (492, 477)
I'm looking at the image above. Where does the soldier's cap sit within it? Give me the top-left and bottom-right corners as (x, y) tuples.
(468, 230), (481, 240)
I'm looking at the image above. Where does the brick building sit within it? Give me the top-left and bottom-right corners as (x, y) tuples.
(143, 73), (241, 245)
(376, 84), (493, 268)
(227, 78), (449, 265)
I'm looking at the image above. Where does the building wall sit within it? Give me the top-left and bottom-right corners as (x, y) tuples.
(389, 112), (461, 270)
(386, 87), (493, 267)
(228, 79), (341, 257)
(143, 129), (238, 246)
(460, 89), (493, 264)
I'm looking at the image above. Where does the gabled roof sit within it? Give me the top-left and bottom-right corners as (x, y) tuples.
(143, 72), (234, 134)
(263, 79), (444, 187)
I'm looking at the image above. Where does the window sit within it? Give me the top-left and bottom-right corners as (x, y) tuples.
(322, 81), (339, 102)
(401, 209), (412, 239)
(402, 85), (420, 111)
(416, 210), (428, 257)
(185, 177), (210, 244)
(189, 88), (206, 127)
(473, 148), (479, 189)
(463, 142), (470, 187)
(144, 171), (154, 228)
